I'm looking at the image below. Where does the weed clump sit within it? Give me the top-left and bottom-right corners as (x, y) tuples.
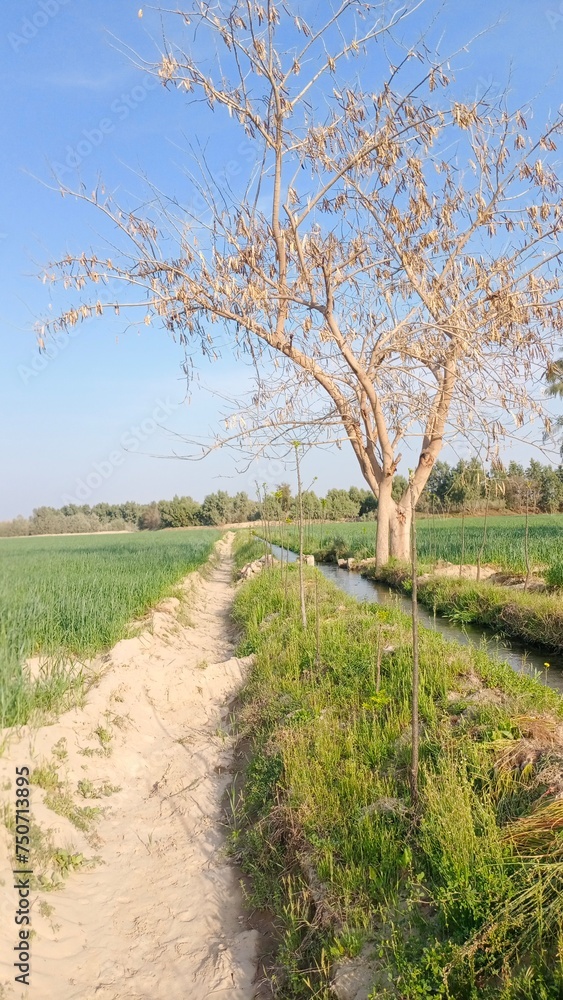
(545, 560), (563, 589)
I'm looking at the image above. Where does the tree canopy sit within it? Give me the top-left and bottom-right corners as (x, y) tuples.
(42, 1), (563, 564)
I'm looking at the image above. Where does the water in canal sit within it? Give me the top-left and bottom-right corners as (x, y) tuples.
(267, 542), (563, 695)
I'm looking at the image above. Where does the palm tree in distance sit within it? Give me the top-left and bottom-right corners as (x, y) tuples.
(546, 358), (563, 453)
(546, 359), (563, 399)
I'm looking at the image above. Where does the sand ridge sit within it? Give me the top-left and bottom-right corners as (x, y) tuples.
(0, 532), (258, 999)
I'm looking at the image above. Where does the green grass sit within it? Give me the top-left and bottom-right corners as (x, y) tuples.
(545, 561), (563, 588)
(268, 514), (563, 575)
(230, 563), (563, 998)
(231, 530), (268, 575)
(0, 528), (220, 727)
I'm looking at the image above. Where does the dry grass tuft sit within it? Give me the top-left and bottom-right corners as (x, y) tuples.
(503, 799), (563, 852)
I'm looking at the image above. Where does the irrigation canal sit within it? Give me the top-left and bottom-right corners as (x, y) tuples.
(266, 542), (563, 696)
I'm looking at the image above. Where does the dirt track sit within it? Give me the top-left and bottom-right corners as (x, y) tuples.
(0, 533), (257, 999)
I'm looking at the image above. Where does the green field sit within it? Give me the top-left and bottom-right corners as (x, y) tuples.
(0, 529), (220, 726)
(269, 514), (563, 574)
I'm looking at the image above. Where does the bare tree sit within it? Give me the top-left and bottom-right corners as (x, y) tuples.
(41, 2), (563, 566)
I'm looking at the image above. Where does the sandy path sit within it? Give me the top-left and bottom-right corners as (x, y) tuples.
(0, 533), (258, 999)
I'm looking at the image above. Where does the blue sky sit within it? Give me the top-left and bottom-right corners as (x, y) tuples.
(1, 0), (562, 518)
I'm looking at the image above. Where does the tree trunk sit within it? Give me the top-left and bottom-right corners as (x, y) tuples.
(375, 479), (393, 569)
(389, 500), (412, 562)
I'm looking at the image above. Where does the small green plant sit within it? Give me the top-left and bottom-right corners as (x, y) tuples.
(545, 561), (563, 589)
(362, 691), (390, 711)
(2, 804), (90, 891)
(52, 737), (68, 761)
(30, 763), (61, 791)
(43, 788), (102, 832)
(92, 726), (113, 756)
(77, 779), (120, 799)
(95, 726), (112, 745)
(104, 710), (127, 730)
(52, 851), (87, 876)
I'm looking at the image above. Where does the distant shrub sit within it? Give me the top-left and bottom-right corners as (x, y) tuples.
(102, 517), (133, 532)
(139, 504), (162, 531)
(0, 516), (30, 537)
(63, 513), (101, 534)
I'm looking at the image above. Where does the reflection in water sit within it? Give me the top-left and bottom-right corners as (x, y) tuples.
(267, 542), (563, 696)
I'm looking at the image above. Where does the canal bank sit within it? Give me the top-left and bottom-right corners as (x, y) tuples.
(266, 541), (563, 695)
(231, 543), (563, 999)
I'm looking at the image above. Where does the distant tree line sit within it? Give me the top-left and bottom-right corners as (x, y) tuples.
(0, 491), (260, 537)
(262, 459), (563, 520)
(1, 459), (562, 537)
(418, 458), (563, 515)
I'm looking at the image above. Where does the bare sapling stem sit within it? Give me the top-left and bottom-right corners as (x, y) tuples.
(432, 494), (436, 565)
(267, 488), (273, 559)
(476, 482), (490, 583)
(295, 444), (307, 629)
(376, 625), (382, 694)
(524, 483), (531, 592)
(460, 506), (465, 578)
(279, 515), (288, 603)
(315, 573), (321, 667)
(409, 476), (420, 810)
(259, 484), (268, 552)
